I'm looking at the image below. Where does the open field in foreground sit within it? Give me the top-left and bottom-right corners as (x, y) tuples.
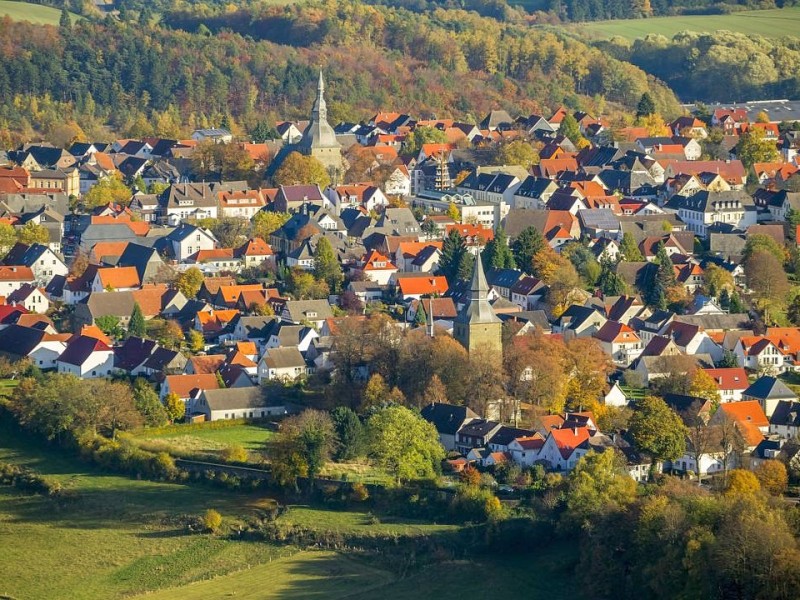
(575, 7), (800, 40)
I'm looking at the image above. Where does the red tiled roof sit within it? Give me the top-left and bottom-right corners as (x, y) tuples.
(551, 427), (591, 459)
(396, 276), (449, 297)
(165, 373), (219, 399)
(702, 367), (749, 391)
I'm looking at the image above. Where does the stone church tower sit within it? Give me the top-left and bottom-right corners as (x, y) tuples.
(299, 72), (344, 183)
(453, 252), (503, 356)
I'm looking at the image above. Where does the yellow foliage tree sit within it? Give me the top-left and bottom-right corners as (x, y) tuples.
(725, 469), (761, 497)
(755, 460), (788, 496)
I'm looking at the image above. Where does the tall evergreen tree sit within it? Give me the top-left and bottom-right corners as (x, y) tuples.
(59, 6), (72, 31)
(619, 232), (644, 262)
(440, 229), (465, 282)
(511, 226), (544, 274)
(636, 92), (656, 118)
(313, 237), (343, 294)
(128, 302), (146, 338)
(645, 242), (677, 309)
(457, 251), (475, 281)
(598, 258), (626, 295)
(559, 113), (582, 145)
(482, 227), (515, 271)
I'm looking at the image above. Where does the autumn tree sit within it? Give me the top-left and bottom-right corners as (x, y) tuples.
(164, 392), (185, 423)
(132, 378), (169, 427)
(754, 460), (788, 496)
(563, 338), (613, 414)
(559, 112), (583, 145)
(743, 233), (785, 264)
(175, 267), (204, 299)
(736, 128), (779, 168)
(83, 173), (133, 208)
(565, 450), (637, 530)
(496, 140), (539, 168)
(16, 222), (50, 246)
(703, 263), (734, 297)
(688, 369), (722, 410)
(273, 151), (330, 188)
(504, 332), (568, 414)
(745, 250), (789, 320)
(252, 210), (290, 240)
(0, 223), (17, 257)
(725, 469), (761, 496)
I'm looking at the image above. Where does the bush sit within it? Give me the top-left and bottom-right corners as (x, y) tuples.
(202, 509), (222, 533)
(350, 482), (369, 502)
(449, 486), (505, 523)
(221, 444), (249, 463)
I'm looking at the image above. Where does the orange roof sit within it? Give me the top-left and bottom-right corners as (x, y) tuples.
(93, 152), (115, 171)
(765, 327), (800, 357)
(96, 266), (140, 290)
(193, 248), (235, 262)
(362, 250), (397, 271)
(164, 373), (220, 399)
(218, 284), (263, 305)
(420, 143), (454, 157)
(569, 181), (607, 198)
(72, 325), (112, 346)
(0, 266), (34, 281)
(445, 224), (495, 243)
(235, 341), (257, 355)
(702, 367), (749, 391)
(131, 285), (169, 316)
(397, 241), (443, 258)
(719, 401), (769, 429)
(513, 435), (545, 450)
(550, 427), (591, 459)
(396, 276), (449, 297)
(188, 354), (225, 374)
(90, 241), (129, 261)
(227, 350), (257, 368)
(539, 414), (565, 433)
(197, 309), (240, 332)
(537, 157), (579, 177)
(238, 237), (273, 256)
(236, 142), (272, 162)
(218, 189), (264, 208)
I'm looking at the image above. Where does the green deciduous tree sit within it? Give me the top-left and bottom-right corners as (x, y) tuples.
(270, 409), (336, 488)
(628, 395), (687, 464)
(365, 405), (445, 484)
(565, 450), (638, 529)
(313, 237), (343, 294)
(252, 211), (290, 240)
(736, 128), (779, 168)
(83, 173), (133, 208)
(496, 140), (539, 168)
(132, 378), (168, 427)
(16, 222), (50, 246)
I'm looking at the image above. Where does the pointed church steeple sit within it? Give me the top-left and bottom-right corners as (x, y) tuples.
(311, 71), (328, 122)
(454, 251), (503, 356)
(298, 70), (343, 181)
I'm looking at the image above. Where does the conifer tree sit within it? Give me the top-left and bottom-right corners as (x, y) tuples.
(128, 302), (146, 338)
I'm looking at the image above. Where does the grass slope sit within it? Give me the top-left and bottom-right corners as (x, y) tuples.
(575, 7), (800, 40)
(133, 421), (275, 462)
(134, 551), (393, 600)
(0, 0), (80, 25)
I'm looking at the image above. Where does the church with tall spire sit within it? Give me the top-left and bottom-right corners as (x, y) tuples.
(453, 252), (503, 356)
(299, 72), (344, 182)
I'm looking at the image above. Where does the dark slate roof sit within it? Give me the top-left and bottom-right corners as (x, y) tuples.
(202, 387), (267, 411)
(744, 376), (797, 401)
(458, 419), (501, 438)
(113, 336), (157, 371)
(486, 267), (523, 289)
(487, 425), (535, 447)
(514, 176), (555, 199)
(421, 402), (478, 436)
(770, 400), (800, 427)
(0, 324), (45, 357)
(58, 335), (111, 366)
(2, 242), (51, 267)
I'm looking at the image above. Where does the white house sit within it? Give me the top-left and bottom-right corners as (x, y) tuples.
(168, 224), (217, 262)
(56, 335), (115, 378)
(193, 387), (287, 421)
(257, 347), (308, 383)
(7, 284), (50, 313)
(2, 243), (68, 286)
(0, 266), (36, 297)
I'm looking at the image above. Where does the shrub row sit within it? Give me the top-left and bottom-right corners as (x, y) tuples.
(0, 461), (78, 502)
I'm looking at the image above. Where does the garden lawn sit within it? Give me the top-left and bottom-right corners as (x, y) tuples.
(573, 7), (800, 40)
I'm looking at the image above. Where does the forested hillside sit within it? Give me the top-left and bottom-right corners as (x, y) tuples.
(0, 0), (679, 144)
(597, 31), (800, 102)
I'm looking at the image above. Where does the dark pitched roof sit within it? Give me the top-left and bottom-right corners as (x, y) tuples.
(421, 402), (478, 436)
(744, 376), (797, 401)
(0, 324), (45, 357)
(58, 335), (111, 366)
(770, 400), (800, 427)
(113, 336), (158, 371)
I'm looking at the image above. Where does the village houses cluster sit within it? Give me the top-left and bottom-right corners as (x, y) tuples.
(3, 75), (800, 480)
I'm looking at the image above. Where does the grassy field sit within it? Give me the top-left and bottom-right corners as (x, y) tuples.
(0, 0), (81, 25)
(135, 551), (393, 600)
(276, 505), (460, 537)
(575, 7), (800, 40)
(132, 421), (276, 462)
